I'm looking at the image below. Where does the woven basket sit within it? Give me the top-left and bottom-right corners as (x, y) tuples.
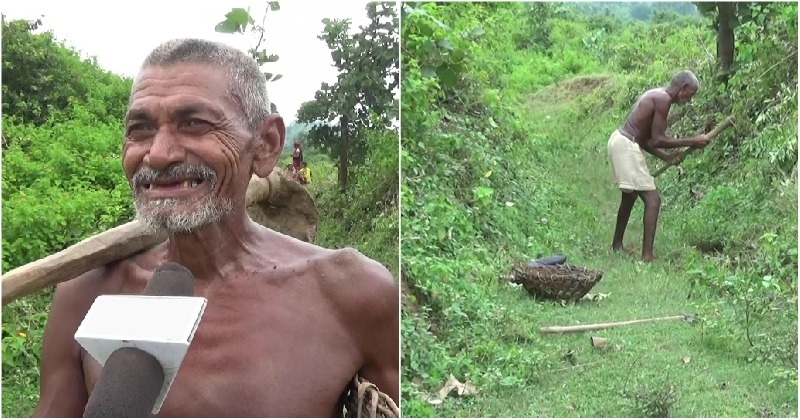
(512, 263), (603, 301)
(343, 375), (399, 418)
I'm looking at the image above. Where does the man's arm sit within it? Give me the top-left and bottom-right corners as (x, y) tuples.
(649, 98), (708, 149)
(641, 145), (674, 162)
(33, 269), (104, 417)
(358, 265), (400, 403)
(333, 249), (399, 404)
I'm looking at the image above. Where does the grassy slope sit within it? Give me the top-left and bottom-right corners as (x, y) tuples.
(411, 78), (797, 418)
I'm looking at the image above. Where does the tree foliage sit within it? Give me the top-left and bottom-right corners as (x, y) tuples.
(693, 2), (789, 78)
(2, 19), (138, 416)
(1, 16), (131, 129)
(297, 2), (399, 190)
(565, 1), (699, 21)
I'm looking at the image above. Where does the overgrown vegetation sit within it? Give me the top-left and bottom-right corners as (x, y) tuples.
(297, 2), (399, 190)
(1, 14), (135, 415)
(400, 1), (796, 417)
(291, 1), (399, 273)
(1, 3), (398, 415)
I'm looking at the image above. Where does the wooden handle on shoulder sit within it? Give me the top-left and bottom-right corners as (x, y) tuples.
(2, 170), (317, 306)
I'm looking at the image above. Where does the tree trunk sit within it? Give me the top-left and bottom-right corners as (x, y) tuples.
(717, 2), (736, 80)
(339, 114), (349, 191)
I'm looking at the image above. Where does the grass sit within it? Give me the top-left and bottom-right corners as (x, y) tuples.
(2, 291), (52, 417)
(413, 77), (797, 418)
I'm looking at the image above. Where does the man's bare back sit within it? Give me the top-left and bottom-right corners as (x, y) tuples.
(36, 225), (398, 417)
(619, 88), (672, 146)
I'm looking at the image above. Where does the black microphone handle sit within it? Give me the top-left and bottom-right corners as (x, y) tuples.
(83, 347), (165, 418)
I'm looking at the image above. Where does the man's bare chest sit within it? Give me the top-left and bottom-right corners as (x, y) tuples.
(81, 293), (362, 417)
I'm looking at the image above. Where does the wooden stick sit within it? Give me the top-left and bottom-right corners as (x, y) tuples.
(2, 171), (316, 306)
(2, 221), (165, 306)
(652, 115), (736, 177)
(539, 314), (690, 334)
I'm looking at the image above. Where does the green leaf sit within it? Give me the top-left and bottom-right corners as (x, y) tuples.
(227, 8), (252, 24)
(421, 67), (437, 78)
(421, 39), (436, 52)
(436, 38), (454, 51)
(271, 74), (283, 82)
(264, 54), (279, 63)
(436, 64), (458, 87)
(215, 20), (242, 34)
(450, 48), (467, 64)
(417, 22), (434, 37)
(215, 8), (252, 34)
(269, 1), (280, 11)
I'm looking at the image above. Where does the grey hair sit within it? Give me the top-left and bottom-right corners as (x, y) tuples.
(669, 70), (700, 91)
(133, 38), (271, 131)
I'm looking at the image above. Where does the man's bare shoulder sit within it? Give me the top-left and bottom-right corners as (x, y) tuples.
(304, 245), (397, 313)
(52, 249), (158, 306)
(251, 226), (397, 308)
(49, 266), (107, 315)
(641, 88), (670, 106)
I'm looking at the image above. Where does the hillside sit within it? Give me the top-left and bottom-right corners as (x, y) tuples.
(400, 2), (797, 417)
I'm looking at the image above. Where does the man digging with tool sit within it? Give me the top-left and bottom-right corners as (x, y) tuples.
(33, 39), (399, 417)
(607, 70), (710, 262)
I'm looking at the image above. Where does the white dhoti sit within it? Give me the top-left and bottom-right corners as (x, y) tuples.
(607, 130), (656, 193)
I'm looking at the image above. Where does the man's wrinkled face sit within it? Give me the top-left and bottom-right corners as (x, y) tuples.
(677, 84), (697, 105)
(122, 64), (253, 233)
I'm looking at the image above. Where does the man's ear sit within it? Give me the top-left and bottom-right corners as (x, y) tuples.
(251, 114), (285, 178)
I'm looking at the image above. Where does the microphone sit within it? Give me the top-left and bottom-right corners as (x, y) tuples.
(75, 263), (207, 417)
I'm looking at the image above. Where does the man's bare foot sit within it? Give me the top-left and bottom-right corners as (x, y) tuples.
(642, 254), (656, 263)
(613, 245), (640, 256)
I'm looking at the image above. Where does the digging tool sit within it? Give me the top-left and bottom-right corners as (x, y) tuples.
(2, 170), (318, 306)
(652, 115), (736, 177)
(539, 313), (695, 334)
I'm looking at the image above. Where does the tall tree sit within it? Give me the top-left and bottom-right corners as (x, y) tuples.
(297, 2), (399, 190)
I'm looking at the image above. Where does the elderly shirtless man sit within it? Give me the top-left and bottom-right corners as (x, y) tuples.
(33, 39), (399, 417)
(607, 70), (710, 262)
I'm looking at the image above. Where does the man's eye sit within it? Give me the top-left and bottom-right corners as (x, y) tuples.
(126, 123), (151, 136)
(185, 119), (209, 128)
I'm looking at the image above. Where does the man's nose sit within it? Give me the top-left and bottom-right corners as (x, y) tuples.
(143, 128), (186, 170)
